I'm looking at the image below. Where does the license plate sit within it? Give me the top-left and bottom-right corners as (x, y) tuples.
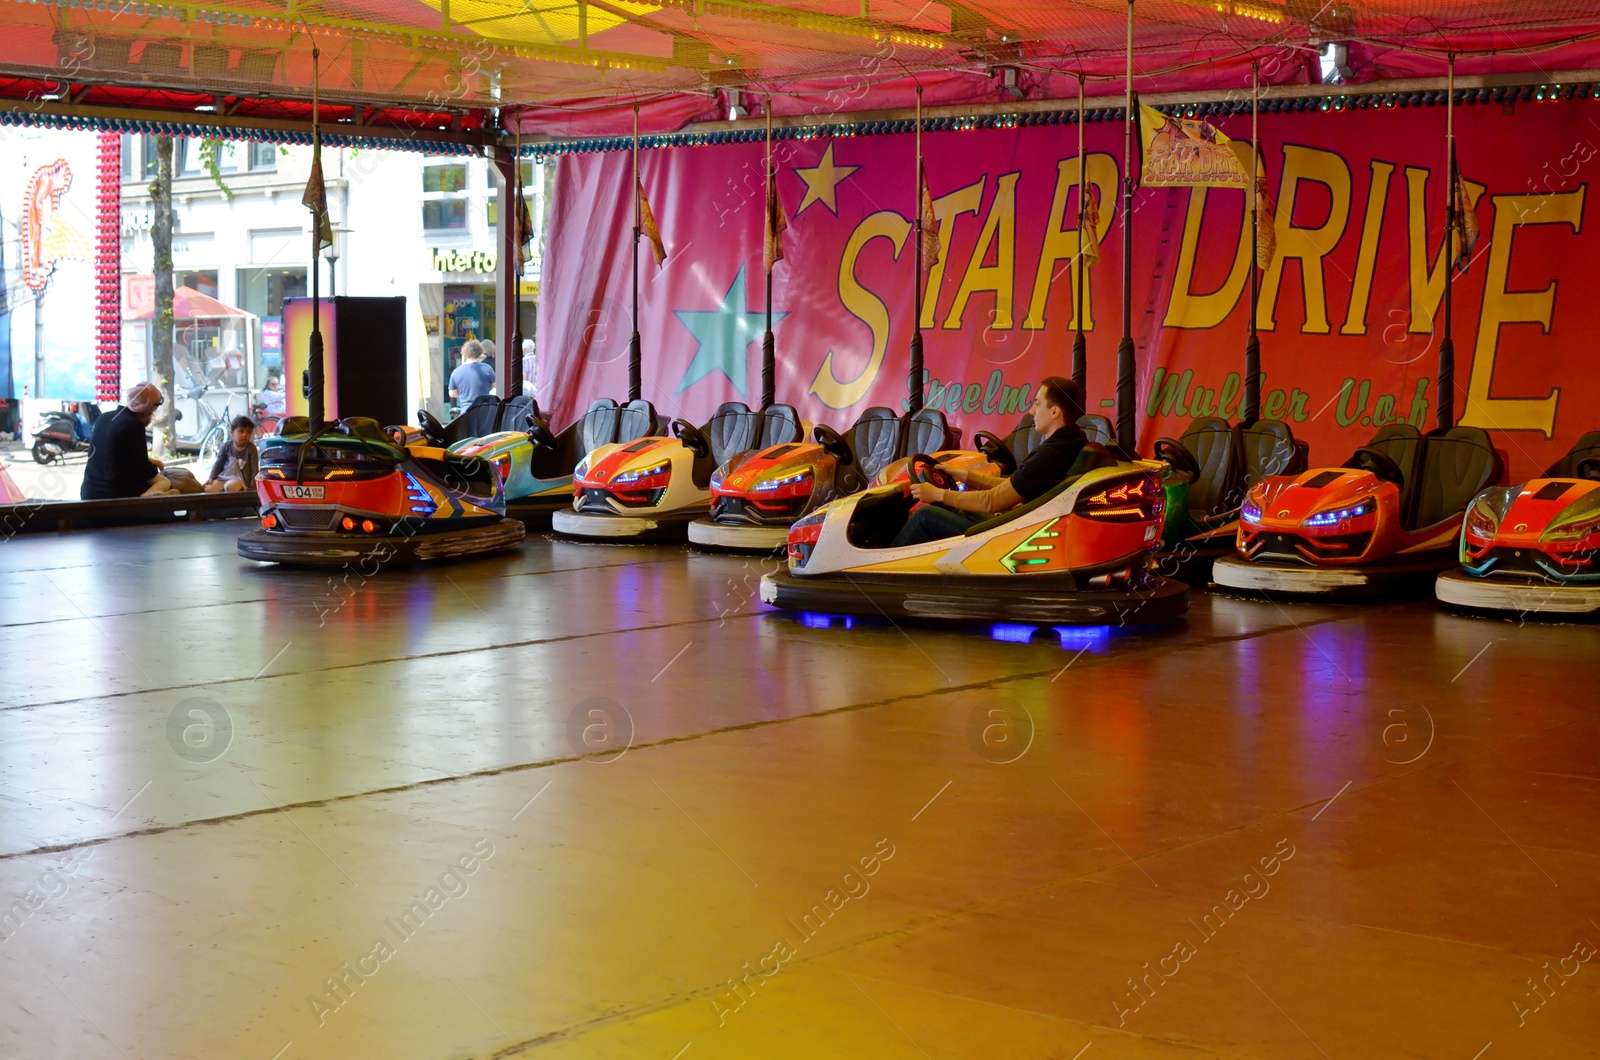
(281, 485), (325, 500)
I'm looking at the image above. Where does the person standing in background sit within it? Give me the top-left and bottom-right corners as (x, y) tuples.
(448, 341), (495, 407)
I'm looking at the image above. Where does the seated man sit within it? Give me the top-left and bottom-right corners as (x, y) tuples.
(891, 376), (1087, 548)
(259, 374), (286, 417)
(81, 382), (170, 499)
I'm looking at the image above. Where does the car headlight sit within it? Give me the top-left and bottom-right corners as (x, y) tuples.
(752, 468), (814, 492)
(1241, 499), (1263, 524)
(573, 455), (591, 479)
(1303, 499), (1373, 528)
(1463, 486), (1516, 539)
(1542, 490), (1600, 542)
(613, 461), (670, 485)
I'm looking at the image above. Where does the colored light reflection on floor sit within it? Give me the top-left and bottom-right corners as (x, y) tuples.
(989, 623), (1113, 650)
(799, 611), (854, 630)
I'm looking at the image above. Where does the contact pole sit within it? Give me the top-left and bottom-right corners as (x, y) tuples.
(762, 97), (775, 410)
(909, 85), (925, 413)
(1438, 55), (1456, 431)
(307, 46), (324, 433)
(509, 126), (524, 399)
(1243, 60), (1261, 425)
(629, 104), (642, 402)
(1114, 0), (1136, 453)
(1071, 72), (1087, 395)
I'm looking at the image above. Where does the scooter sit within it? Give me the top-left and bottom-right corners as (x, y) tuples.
(31, 406), (95, 465)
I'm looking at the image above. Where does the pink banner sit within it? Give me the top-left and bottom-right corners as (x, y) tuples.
(540, 96), (1600, 479)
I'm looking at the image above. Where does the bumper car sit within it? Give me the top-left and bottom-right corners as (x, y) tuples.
(442, 397), (659, 529)
(1214, 424), (1503, 597)
(1437, 431), (1600, 617)
(1151, 417), (1308, 583)
(687, 406), (952, 552)
(552, 401), (800, 543)
(760, 444), (1189, 625)
(238, 416), (525, 566)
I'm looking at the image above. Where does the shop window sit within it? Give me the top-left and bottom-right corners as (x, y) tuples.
(178, 270), (220, 298)
(423, 164), (468, 193)
(424, 199), (468, 232)
(238, 267), (307, 320)
(178, 138), (240, 178)
(140, 135), (160, 180)
(120, 134), (134, 180)
(249, 141), (277, 171)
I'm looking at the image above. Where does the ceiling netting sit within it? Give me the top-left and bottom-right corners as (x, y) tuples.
(3, 0), (1600, 134)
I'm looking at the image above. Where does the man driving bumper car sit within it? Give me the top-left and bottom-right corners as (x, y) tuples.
(892, 377), (1087, 548)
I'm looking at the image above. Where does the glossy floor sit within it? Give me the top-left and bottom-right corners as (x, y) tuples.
(1, 523), (1597, 1058)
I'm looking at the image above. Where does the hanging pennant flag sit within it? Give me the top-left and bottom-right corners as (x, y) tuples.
(516, 183), (535, 271)
(637, 176), (666, 265)
(763, 167), (788, 273)
(918, 161), (940, 292)
(1080, 184), (1102, 266)
(302, 139), (334, 252)
(1254, 177), (1277, 269)
(1139, 103), (1250, 189)
(1451, 174), (1479, 274)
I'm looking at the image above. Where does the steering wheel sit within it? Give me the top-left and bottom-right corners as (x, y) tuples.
(1153, 438), (1200, 479)
(1577, 456), (1600, 481)
(973, 430), (1017, 473)
(385, 425), (409, 447)
(673, 419), (711, 459)
(525, 414), (558, 452)
(909, 454), (957, 491)
(1349, 446), (1406, 485)
(813, 423), (854, 464)
(417, 409), (449, 447)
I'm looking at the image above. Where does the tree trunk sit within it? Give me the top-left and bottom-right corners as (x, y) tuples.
(150, 137), (177, 457)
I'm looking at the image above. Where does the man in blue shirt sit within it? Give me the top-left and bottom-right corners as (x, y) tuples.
(449, 340), (496, 407)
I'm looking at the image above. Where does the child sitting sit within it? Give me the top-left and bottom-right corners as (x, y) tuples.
(204, 416), (260, 493)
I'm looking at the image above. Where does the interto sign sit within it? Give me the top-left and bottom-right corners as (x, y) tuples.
(429, 247), (496, 274)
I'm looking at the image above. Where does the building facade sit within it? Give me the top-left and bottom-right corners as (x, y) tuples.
(117, 134), (542, 437)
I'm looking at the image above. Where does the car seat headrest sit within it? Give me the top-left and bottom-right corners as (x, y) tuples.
(1237, 419), (1298, 487)
(1546, 430), (1600, 478)
(848, 407), (901, 480)
(706, 402), (760, 463)
(1179, 417), (1239, 516)
(1076, 414), (1114, 447)
(577, 398), (620, 454)
(617, 399), (658, 442)
(758, 404), (804, 447)
(903, 408), (949, 457)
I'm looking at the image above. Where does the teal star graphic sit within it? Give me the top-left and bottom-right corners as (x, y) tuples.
(673, 266), (787, 396)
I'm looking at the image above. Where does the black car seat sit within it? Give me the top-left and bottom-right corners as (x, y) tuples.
(617, 399), (659, 443)
(1168, 417), (1239, 516)
(756, 404), (804, 448)
(498, 395), (534, 433)
(1237, 419), (1304, 493)
(1407, 426), (1502, 531)
(447, 395), (502, 443)
(845, 407), (902, 481)
(576, 399), (621, 456)
(703, 402), (762, 465)
(1361, 423), (1424, 489)
(1545, 431), (1600, 478)
(901, 407), (951, 458)
(1077, 414), (1114, 448)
